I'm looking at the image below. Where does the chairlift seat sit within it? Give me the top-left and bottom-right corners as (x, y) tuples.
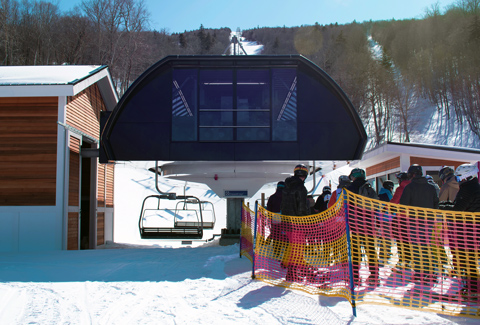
(175, 221), (215, 229)
(139, 194), (208, 240)
(140, 227), (203, 239)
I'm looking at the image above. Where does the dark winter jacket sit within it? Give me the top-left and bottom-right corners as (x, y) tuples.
(347, 178), (362, 194)
(280, 175), (308, 216)
(314, 191), (332, 212)
(347, 178), (378, 199)
(399, 176), (439, 209)
(378, 188), (393, 202)
(453, 178), (480, 212)
(266, 188), (283, 213)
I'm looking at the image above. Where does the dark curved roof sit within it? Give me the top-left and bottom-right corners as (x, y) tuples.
(100, 55), (367, 162)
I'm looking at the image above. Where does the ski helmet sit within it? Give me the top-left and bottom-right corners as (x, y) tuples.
(383, 180), (394, 190)
(294, 164), (308, 177)
(277, 181), (285, 188)
(349, 168), (366, 179)
(322, 186), (332, 194)
(396, 172), (408, 182)
(454, 163), (479, 183)
(407, 164), (423, 178)
(438, 166), (454, 181)
(338, 175), (351, 189)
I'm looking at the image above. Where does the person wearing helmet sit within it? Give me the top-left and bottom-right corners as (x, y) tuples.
(347, 168), (378, 199)
(266, 181), (287, 258)
(281, 164), (309, 216)
(400, 164), (439, 209)
(313, 185), (332, 213)
(267, 181), (285, 213)
(450, 163), (480, 298)
(378, 180), (394, 202)
(438, 166), (459, 209)
(346, 168), (379, 286)
(280, 164), (309, 282)
(390, 172), (410, 204)
(390, 171), (411, 272)
(452, 163), (480, 212)
(425, 175), (440, 196)
(327, 175), (351, 208)
(399, 165), (439, 285)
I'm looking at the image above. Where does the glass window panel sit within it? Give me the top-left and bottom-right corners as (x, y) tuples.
(236, 111), (269, 127)
(172, 69), (197, 141)
(237, 70), (270, 110)
(199, 70), (233, 111)
(199, 127), (233, 141)
(377, 176), (387, 193)
(272, 69), (297, 141)
(388, 172), (400, 191)
(237, 127), (270, 141)
(199, 111), (233, 126)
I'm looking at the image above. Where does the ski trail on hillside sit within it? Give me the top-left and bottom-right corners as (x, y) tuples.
(366, 35), (480, 149)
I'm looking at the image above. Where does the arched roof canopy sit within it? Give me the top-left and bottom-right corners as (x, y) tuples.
(100, 55), (367, 163)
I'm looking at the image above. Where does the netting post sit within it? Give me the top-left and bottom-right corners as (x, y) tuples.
(343, 188), (357, 317)
(251, 201), (259, 279)
(239, 205), (243, 258)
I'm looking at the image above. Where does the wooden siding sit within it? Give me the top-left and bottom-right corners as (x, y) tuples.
(97, 163), (114, 208)
(69, 137), (80, 207)
(96, 163), (113, 246)
(410, 157), (467, 169)
(66, 84), (105, 139)
(0, 97), (58, 206)
(366, 157), (401, 176)
(106, 163), (114, 208)
(97, 212), (105, 245)
(97, 163), (106, 207)
(67, 212), (79, 250)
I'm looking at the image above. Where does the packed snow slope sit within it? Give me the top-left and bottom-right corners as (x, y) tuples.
(0, 241), (478, 324)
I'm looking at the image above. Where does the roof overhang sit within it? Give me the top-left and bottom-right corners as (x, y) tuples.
(0, 65), (118, 111)
(363, 141), (480, 163)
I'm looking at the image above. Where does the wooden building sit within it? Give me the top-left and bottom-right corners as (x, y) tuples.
(0, 66), (118, 252)
(352, 141), (480, 192)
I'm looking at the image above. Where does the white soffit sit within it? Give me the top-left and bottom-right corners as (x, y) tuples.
(362, 142), (480, 165)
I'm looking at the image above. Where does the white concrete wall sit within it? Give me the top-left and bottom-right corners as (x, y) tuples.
(99, 207), (114, 244)
(0, 206), (63, 252)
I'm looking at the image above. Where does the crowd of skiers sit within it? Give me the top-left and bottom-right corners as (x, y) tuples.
(267, 162), (480, 221)
(265, 162), (480, 296)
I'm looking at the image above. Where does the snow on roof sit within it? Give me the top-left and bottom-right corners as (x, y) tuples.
(0, 65), (118, 109)
(0, 65), (106, 85)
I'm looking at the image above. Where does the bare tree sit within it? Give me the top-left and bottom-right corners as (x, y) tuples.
(81, 0), (150, 95)
(0, 0), (20, 65)
(53, 10), (90, 64)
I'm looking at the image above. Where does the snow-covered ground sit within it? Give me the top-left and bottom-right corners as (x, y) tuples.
(0, 33), (478, 325)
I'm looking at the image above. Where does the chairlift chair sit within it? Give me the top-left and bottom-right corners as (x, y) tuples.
(138, 194), (204, 239)
(174, 199), (216, 229)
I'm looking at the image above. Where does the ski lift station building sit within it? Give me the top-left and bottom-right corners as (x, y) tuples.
(0, 55), (368, 252)
(100, 55), (367, 242)
(0, 66), (118, 252)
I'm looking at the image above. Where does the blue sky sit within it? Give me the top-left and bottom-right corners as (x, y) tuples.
(59, 0), (443, 34)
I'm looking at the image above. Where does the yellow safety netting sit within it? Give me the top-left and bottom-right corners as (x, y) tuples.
(241, 190), (480, 318)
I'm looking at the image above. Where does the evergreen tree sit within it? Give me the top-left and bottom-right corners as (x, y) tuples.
(178, 33), (186, 48)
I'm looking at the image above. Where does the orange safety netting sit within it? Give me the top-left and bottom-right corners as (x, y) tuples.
(241, 189), (480, 318)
